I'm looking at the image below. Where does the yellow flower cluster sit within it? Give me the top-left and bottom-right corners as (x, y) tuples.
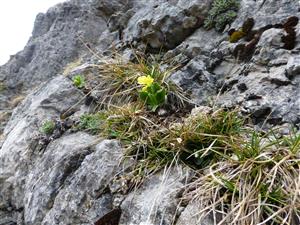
(137, 75), (154, 91)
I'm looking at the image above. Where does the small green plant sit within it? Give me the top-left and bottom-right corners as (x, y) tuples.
(72, 75), (85, 88)
(78, 113), (104, 134)
(39, 120), (55, 135)
(204, 0), (239, 32)
(138, 75), (166, 111)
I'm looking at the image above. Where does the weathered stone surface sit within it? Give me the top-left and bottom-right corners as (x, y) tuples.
(1, 0), (300, 224)
(0, 0), (107, 133)
(40, 139), (123, 225)
(287, 55), (300, 77)
(120, 166), (191, 225)
(253, 29), (285, 65)
(0, 75), (126, 224)
(24, 132), (97, 224)
(176, 201), (214, 225)
(123, 0), (212, 50)
(205, 1), (300, 127)
(0, 76), (84, 218)
(1, 1), (106, 91)
(170, 57), (217, 105)
(216, 64), (300, 126)
(231, 0), (299, 29)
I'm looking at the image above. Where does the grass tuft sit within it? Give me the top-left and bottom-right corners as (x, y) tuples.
(86, 54), (190, 111)
(183, 129), (300, 225)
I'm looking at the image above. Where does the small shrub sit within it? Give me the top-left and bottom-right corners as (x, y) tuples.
(40, 120), (55, 135)
(72, 75), (85, 89)
(204, 0), (239, 32)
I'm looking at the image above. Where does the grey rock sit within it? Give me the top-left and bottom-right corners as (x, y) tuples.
(170, 57), (217, 105)
(89, 0), (132, 17)
(1, 1), (106, 91)
(286, 55), (300, 77)
(40, 139), (123, 225)
(257, 28), (284, 49)
(0, 76), (84, 212)
(164, 28), (224, 61)
(24, 132), (98, 225)
(261, 67), (291, 86)
(123, 0), (212, 49)
(230, 0), (299, 30)
(216, 64), (300, 126)
(0, 0), (107, 134)
(176, 201), (214, 225)
(119, 166), (191, 225)
(0, 72), (128, 224)
(206, 1), (300, 127)
(253, 29), (286, 65)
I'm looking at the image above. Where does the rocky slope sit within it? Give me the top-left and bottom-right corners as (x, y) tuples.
(0, 0), (299, 224)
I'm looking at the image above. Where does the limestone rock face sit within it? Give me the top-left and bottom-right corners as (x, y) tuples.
(39, 139), (123, 225)
(0, 0), (108, 133)
(1, 1), (106, 91)
(119, 166), (191, 225)
(123, 0), (212, 50)
(0, 0), (300, 224)
(176, 201), (214, 225)
(0, 76), (83, 211)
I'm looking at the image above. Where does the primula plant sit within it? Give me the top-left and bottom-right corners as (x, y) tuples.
(137, 75), (167, 111)
(137, 75), (154, 91)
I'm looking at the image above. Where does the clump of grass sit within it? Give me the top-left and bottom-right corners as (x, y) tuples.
(88, 54), (190, 111)
(78, 102), (176, 175)
(78, 113), (105, 134)
(79, 106), (244, 175)
(39, 120), (55, 135)
(177, 109), (244, 169)
(204, 0), (239, 32)
(183, 128), (300, 225)
(77, 88), (300, 224)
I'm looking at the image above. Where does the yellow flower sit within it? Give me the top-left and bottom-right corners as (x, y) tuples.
(137, 75), (154, 90)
